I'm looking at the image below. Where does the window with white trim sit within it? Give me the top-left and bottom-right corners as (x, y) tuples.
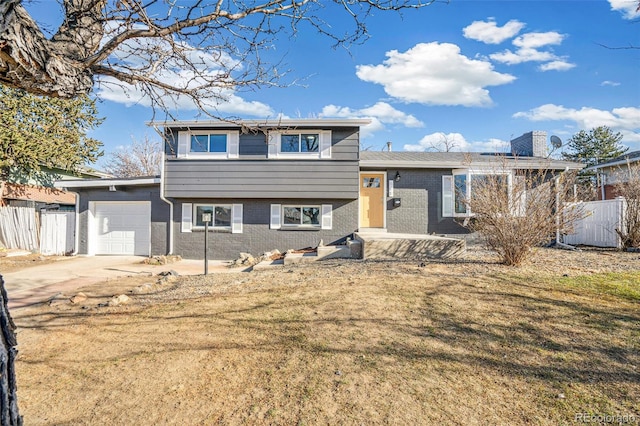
(194, 204), (232, 229)
(268, 130), (332, 159)
(181, 203), (243, 233)
(443, 170), (512, 217)
(177, 130), (239, 158)
(282, 134), (319, 153)
(191, 133), (227, 153)
(270, 204), (332, 229)
(283, 205), (320, 227)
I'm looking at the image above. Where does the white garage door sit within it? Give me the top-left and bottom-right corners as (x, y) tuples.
(92, 202), (151, 255)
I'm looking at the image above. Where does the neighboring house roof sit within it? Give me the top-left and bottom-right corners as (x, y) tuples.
(360, 151), (583, 170)
(148, 118), (372, 129)
(586, 150), (640, 171)
(2, 182), (76, 205)
(54, 176), (160, 189)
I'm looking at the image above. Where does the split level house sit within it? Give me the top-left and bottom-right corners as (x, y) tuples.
(56, 120), (582, 259)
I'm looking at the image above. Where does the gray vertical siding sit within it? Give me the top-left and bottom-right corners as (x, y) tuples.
(173, 198), (358, 259)
(75, 185), (169, 255)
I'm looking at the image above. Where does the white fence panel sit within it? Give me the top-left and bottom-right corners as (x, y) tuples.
(564, 198), (625, 248)
(40, 212), (75, 255)
(0, 206), (39, 251)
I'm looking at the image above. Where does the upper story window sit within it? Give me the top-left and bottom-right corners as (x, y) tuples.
(190, 133), (227, 153)
(281, 134), (319, 153)
(177, 130), (239, 159)
(268, 130), (332, 159)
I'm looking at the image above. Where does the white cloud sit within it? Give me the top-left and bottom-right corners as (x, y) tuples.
(539, 60), (576, 72)
(490, 48), (557, 65)
(601, 80), (621, 87)
(404, 132), (509, 152)
(514, 104), (640, 143)
(320, 102), (423, 139)
(513, 32), (565, 49)
(463, 19), (525, 44)
(489, 31), (572, 72)
(609, 0), (640, 19)
(96, 76), (274, 116)
(356, 42), (516, 107)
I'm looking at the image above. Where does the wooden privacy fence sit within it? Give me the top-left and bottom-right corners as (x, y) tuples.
(39, 212), (75, 255)
(0, 207), (39, 251)
(564, 198), (626, 248)
(0, 207), (74, 255)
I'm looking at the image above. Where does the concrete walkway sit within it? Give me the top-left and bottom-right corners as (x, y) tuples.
(2, 256), (237, 309)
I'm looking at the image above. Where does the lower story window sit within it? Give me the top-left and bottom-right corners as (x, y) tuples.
(283, 206), (320, 226)
(194, 204), (231, 229)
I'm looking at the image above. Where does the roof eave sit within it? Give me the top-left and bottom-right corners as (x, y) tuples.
(359, 160), (584, 170)
(54, 177), (160, 189)
(147, 119), (372, 129)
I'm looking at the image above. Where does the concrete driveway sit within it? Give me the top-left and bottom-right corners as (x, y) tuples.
(2, 256), (234, 309)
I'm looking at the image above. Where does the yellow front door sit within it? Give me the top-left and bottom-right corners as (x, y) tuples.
(360, 173), (384, 228)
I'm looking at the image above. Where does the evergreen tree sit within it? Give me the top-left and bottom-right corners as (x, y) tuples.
(0, 85), (103, 183)
(562, 126), (627, 168)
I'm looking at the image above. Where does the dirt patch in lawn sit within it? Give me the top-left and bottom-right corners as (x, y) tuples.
(0, 252), (68, 274)
(13, 247), (640, 425)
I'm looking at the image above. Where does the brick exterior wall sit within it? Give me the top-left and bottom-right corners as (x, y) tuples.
(364, 169), (467, 235)
(173, 198), (358, 259)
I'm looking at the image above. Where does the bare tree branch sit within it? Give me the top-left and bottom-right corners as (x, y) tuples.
(104, 135), (161, 177)
(0, 0), (437, 117)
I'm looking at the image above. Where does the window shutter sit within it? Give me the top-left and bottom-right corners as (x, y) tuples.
(320, 130), (332, 159)
(270, 204), (281, 229)
(321, 204), (333, 230)
(181, 203), (192, 232)
(177, 131), (189, 158)
(228, 131), (240, 159)
(231, 204), (243, 233)
(442, 175), (453, 217)
(267, 132), (279, 158)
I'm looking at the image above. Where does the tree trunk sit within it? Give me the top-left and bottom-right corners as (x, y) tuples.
(0, 0), (104, 98)
(0, 276), (21, 426)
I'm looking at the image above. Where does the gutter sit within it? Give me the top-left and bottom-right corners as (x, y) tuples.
(159, 152), (174, 255)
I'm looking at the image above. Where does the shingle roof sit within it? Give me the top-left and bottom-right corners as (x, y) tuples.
(588, 150), (640, 170)
(360, 151), (582, 170)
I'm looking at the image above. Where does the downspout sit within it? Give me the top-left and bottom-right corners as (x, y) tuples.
(72, 191), (80, 255)
(159, 152), (174, 255)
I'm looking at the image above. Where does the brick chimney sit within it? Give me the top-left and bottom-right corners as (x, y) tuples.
(510, 131), (547, 157)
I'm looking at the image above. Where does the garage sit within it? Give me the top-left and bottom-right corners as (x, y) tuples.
(90, 201), (151, 255)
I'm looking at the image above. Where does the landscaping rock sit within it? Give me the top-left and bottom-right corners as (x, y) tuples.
(108, 294), (131, 306)
(131, 283), (156, 294)
(70, 292), (88, 304)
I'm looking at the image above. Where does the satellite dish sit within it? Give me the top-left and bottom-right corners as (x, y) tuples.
(550, 135), (562, 148)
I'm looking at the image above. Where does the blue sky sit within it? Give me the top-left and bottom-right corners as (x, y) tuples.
(25, 0), (640, 166)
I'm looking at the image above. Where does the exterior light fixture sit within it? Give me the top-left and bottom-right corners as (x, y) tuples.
(394, 171), (401, 182)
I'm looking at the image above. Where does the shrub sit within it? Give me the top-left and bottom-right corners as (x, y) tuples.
(463, 166), (581, 266)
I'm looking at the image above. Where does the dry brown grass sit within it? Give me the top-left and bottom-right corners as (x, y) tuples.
(13, 248), (640, 425)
